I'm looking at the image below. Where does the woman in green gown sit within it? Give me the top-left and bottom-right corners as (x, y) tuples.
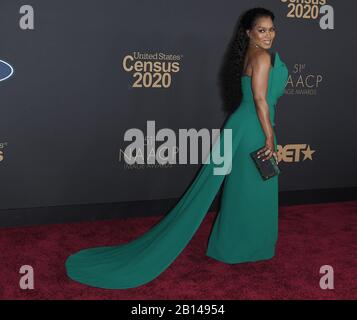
(65, 7), (289, 289)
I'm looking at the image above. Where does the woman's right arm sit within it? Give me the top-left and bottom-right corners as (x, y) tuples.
(250, 51), (278, 163)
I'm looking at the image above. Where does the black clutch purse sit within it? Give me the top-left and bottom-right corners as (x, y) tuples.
(250, 147), (281, 180)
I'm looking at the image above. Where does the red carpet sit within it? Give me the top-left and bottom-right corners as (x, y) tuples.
(0, 200), (356, 300)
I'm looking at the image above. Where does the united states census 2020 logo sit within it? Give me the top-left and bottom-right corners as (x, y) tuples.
(0, 59), (14, 82)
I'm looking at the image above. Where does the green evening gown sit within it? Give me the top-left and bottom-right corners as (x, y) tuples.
(65, 51), (289, 289)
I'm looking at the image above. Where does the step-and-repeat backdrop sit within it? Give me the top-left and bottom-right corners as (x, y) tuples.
(0, 0), (354, 210)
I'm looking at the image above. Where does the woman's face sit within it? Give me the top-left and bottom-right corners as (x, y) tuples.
(247, 16), (276, 49)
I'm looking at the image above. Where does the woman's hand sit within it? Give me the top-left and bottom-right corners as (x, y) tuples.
(257, 136), (278, 164)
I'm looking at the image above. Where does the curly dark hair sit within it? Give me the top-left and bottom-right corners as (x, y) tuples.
(219, 7), (275, 115)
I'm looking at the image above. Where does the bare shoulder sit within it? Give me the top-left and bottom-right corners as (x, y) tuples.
(251, 50), (271, 70)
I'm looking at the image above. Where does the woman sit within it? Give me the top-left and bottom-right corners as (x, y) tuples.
(65, 7), (289, 289)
